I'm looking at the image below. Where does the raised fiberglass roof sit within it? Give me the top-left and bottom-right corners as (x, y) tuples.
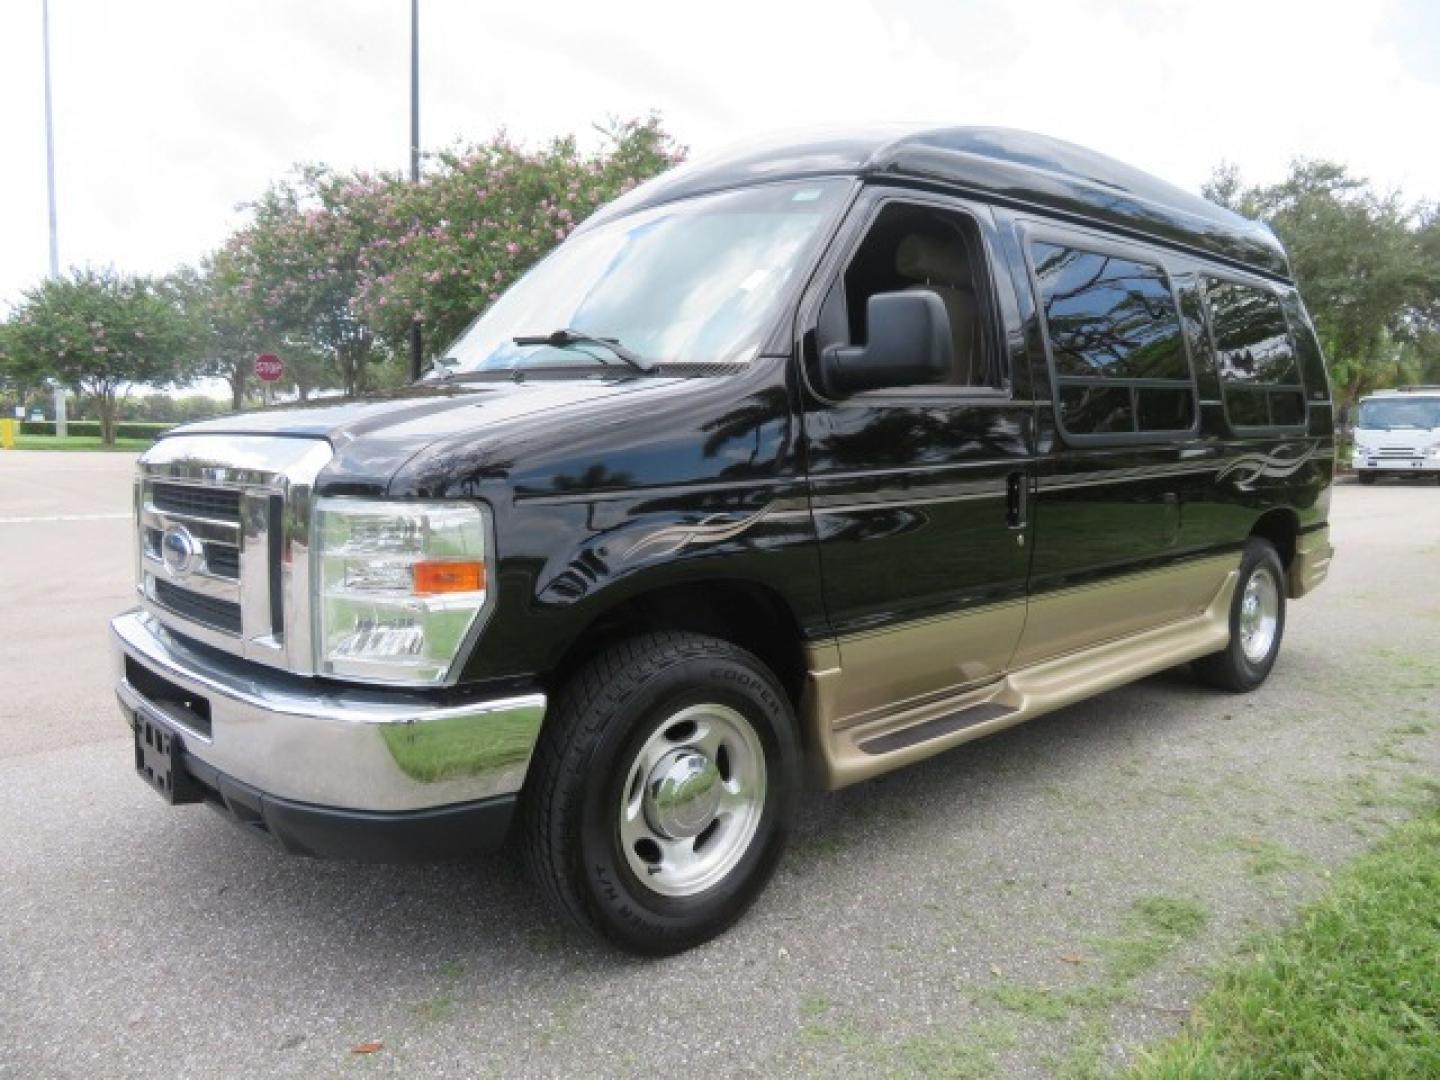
(578, 126), (1291, 282)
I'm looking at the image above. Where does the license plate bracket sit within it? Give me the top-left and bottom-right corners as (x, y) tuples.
(133, 711), (202, 804)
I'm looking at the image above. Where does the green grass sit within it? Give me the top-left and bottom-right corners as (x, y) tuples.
(1392, 720), (1434, 737)
(800, 994), (833, 1020)
(1134, 804), (1440, 1078)
(1055, 1019), (1110, 1080)
(1224, 836), (1314, 879)
(989, 982), (1129, 1021)
(797, 1014), (1017, 1077)
(11, 434), (153, 452)
(1132, 896), (1209, 938)
(892, 1031), (1010, 1079)
(975, 892), (1206, 1074)
(1095, 895), (1209, 982)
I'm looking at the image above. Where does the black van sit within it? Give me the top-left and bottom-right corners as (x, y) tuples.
(112, 127), (1334, 954)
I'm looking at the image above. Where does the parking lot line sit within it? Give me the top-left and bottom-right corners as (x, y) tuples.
(0, 512), (132, 525)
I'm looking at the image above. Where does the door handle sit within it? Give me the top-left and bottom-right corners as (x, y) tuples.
(1006, 470), (1027, 529)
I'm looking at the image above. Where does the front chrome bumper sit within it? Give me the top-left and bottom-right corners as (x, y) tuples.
(1352, 455), (1440, 473)
(111, 610), (546, 814)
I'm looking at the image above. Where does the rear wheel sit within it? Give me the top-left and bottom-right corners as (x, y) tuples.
(521, 631), (799, 955)
(1193, 539), (1286, 693)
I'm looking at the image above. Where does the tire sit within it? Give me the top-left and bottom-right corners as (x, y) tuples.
(520, 631), (800, 955)
(1193, 539), (1287, 693)
(1357, 471), (1377, 485)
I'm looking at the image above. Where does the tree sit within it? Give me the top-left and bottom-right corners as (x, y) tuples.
(179, 237), (346, 409)
(195, 116), (683, 394)
(1, 269), (195, 443)
(357, 116), (684, 357)
(1204, 160), (1439, 404)
(276, 341), (334, 401)
(229, 165), (395, 396)
(166, 255), (273, 412)
(1200, 161), (1254, 217)
(0, 322), (31, 416)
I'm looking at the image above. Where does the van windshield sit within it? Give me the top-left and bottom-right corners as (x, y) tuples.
(1356, 397), (1440, 430)
(440, 180), (849, 374)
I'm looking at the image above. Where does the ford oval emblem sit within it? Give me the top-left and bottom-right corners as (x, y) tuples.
(160, 525), (198, 577)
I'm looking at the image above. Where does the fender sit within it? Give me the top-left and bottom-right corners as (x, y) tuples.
(385, 359), (832, 684)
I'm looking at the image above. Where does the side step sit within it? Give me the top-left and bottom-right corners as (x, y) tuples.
(859, 702), (1017, 755)
(812, 565), (1240, 789)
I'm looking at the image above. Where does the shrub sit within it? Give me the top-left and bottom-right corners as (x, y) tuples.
(19, 420), (171, 440)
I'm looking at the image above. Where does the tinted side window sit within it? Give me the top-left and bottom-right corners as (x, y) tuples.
(1205, 278), (1307, 430)
(1207, 280), (1299, 386)
(1060, 385), (1132, 434)
(1031, 243), (1189, 382)
(1137, 386), (1196, 431)
(1031, 240), (1195, 437)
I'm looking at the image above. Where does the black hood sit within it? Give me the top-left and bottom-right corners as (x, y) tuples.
(164, 375), (703, 498)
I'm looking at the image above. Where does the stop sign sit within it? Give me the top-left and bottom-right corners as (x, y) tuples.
(255, 353), (284, 382)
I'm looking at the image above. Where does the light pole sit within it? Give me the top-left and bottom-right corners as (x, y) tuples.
(42, 0), (58, 278)
(407, 0), (423, 382)
(42, 0), (67, 435)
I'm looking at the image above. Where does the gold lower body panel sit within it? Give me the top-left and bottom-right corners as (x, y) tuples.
(1288, 526), (1332, 599)
(803, 553), (1241, 790)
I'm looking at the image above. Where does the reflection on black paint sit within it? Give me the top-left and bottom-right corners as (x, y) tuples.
(1031, 243), (1188, 381)
(701, 387), (790, 476)
(1137, 387), (1195, 432)
(1205, 278), (1308, 431)
(1030, 241), (1196, 437)
(1060, 385), (1133, 434)
(550, 464), (637, 492)
(1206, 280), (1299, 386)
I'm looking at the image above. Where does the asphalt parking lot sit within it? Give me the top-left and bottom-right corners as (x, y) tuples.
(2, 450), (1438, 1079)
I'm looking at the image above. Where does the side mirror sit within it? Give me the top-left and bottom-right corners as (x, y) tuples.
(820, 291), (953, 396)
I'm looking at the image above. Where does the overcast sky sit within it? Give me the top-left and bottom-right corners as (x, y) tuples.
(2, 0), (1438, 314)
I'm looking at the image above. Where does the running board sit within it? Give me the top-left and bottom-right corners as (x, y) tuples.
(808, 567), (1239, 789)
(859, 702), (1017, 754)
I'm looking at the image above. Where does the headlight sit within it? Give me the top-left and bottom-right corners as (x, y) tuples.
(314, 498), (492, 685)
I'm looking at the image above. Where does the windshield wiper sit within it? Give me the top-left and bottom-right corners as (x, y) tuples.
(513, 329), (653, 373)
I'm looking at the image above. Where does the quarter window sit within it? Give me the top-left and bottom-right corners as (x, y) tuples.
(1204, 279), (1306, 429)
(1030, 241), (1195, 437)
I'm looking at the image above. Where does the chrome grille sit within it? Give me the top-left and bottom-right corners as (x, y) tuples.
(204, 544), (240, 579)
(151, 482), (242, 522)
(152, 578), (243, 634)
(135, 435), (334, 675)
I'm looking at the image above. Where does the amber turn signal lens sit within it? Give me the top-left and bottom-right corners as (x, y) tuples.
(413, 560), (485, 595)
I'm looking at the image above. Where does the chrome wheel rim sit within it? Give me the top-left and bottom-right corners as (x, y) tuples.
(618, 703), (767, 898)
(1239, 566), (1280, 663)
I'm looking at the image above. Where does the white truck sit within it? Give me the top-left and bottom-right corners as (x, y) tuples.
(1351, 387), (1440, 484)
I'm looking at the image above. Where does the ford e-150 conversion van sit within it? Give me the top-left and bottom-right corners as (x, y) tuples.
(113, 127), (1334, 953)
(1350, 386), (1440, 483)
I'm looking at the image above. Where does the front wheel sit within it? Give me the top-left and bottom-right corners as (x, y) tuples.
(520, 632), (800, 955)
(1193, 539), (1287, 693)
